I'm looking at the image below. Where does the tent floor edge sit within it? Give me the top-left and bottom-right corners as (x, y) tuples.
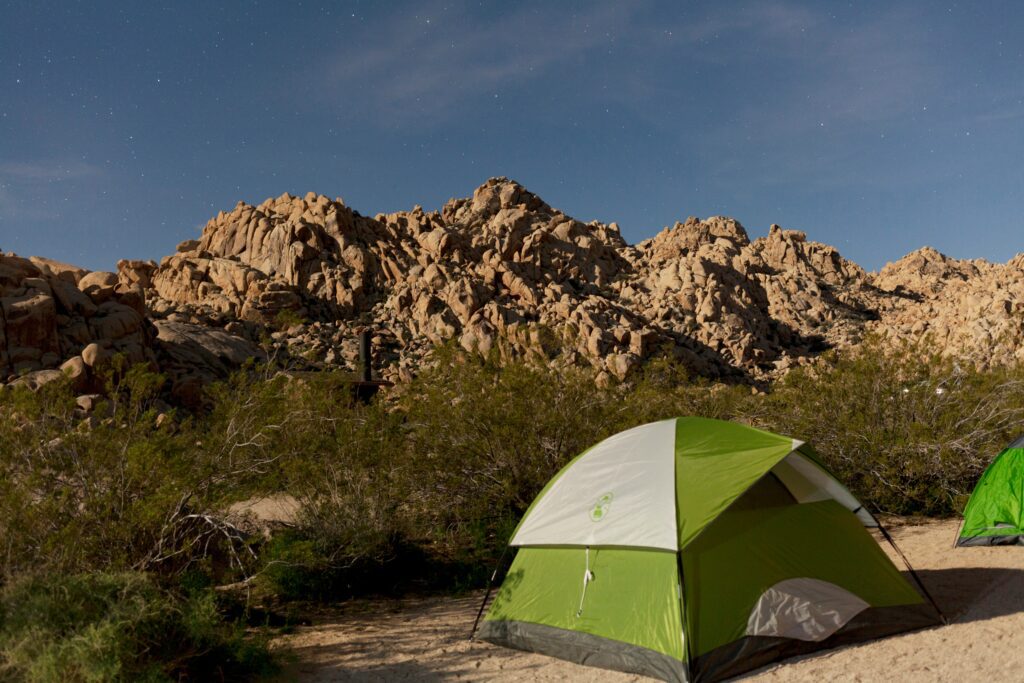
(957, 533), (1024, 547)
(690, 603), (941, 683)
(478, 619), (688, 683)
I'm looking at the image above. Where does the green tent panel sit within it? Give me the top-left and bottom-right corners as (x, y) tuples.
(477, 417), (941, 683)
(485, 547), (684, 680)
(958, 435), (1024, 546)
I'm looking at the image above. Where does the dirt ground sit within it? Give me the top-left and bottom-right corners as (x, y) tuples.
(273, 520), (1024, 681)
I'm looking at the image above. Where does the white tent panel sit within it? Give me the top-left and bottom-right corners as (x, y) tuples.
(746, 578), (869, 641)
(772, 451), (876, 527)
(510, 418), (678, 550)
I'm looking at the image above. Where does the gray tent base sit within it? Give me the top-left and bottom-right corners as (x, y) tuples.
(957, 533), (1024, 547)
(479, 602), (940, 683)
(478, 620), (688, 683)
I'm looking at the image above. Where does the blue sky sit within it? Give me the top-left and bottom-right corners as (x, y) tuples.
(1, 1), (1022, 271)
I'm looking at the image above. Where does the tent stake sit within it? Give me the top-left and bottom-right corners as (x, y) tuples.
(875, 518), (947, 625)
(469, 544), (510, 640)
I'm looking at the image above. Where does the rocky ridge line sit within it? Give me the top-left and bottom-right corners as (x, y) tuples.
(3, 177), (1022, 404)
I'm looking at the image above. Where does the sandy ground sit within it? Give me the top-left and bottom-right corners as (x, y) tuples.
(229, 493), (301, 526)
(273, 520), (1024, 682)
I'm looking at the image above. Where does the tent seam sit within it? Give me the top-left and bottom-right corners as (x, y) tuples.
(672, 418), (692, 682)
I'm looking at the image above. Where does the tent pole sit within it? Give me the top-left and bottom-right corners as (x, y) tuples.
(951, 517), (965, 549)
(469, 544), (510, 640)
(874, 517), (947, 625)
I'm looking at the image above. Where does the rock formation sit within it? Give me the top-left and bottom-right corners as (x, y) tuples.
(0, 254), (155, 392)
(871, 247), (1024, 367)
(2, 177), (1022, 402)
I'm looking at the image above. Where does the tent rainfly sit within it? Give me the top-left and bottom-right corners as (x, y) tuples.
(957, 435), (1024, 546)
(473, 417), (943, 683)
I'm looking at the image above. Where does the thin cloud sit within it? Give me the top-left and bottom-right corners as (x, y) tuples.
(679, 3), (941, 150)
(668, 0), (820, 47)
(817, 8), (939, 123)
(319, 0), (642, 121)
(976, 97), (1024, 123)
(0, 184), (60, 223)
(0, 160), (101, 224)
(313, 0), (826, 128)
(0, 160), (103, 182)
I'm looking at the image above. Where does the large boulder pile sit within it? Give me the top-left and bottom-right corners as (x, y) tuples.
(142, 179), (649, 380)
(4, 177), (1023, 395)
(868, 248), (1024, 367)
(619, 218), (877, 375)
(147, 186), (432, 324)
(0, 252), (265, 404)
(0, 254), (155, 392)
(131, 177), (1024, 381)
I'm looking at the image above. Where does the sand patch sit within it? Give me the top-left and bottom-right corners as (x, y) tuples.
(275, 520), (1024, 681)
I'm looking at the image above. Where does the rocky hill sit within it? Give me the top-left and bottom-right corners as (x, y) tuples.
(2, 178), (1022, 403)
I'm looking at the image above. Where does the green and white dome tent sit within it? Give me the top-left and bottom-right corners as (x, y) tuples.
(957, 434), (1024, 546)
(473, 417), (943, 683)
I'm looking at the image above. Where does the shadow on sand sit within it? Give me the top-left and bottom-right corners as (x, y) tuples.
(914, 567), (1024, 624)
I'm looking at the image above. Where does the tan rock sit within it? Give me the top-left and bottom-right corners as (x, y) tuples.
(75, 394), (105, 412)
(60, 356), (90, 393)
(51, 279), (98, 317)
(117, 259), (157, 289)
(78, 271), (119, 304)
(154, 320), (264, 378)
(28, 256), (88, 284)
(10, 369), (64, 391)
(81, 342), (109, 368)
(78, 270), (118, 291)
(606, 353), (633, 380)
(1, 292), (59, 367)
(90, 303), (143, 340)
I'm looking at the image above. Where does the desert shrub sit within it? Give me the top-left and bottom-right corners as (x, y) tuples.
(763, 340), (1024, 515)
(271, 309), (305, 332)
(3, 337), (1021, 615)
(280, 388), (409, 565)
(0, 363), (291, 679)
(248, 348), (633, 596)
(256, 376), (414, 598)
(624, 354), (757, 425)
(0, 572), (274, 682)
(0, 363), (292, 580)
(0, 367), (189, 577)
(397, 349), (626, 560)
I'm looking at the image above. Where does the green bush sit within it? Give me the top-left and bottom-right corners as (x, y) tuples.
(2, 337), (1022, 620)
(398, 350), (622, 558)
(0, 572), (274, 682)
(0, 363), (303, 581)
(762, 341), (1024, 515)
(272, 309), (305, 332)
(239, 342), (1024, 601)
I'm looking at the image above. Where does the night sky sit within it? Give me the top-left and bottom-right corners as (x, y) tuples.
(2, 1), (1023, 271)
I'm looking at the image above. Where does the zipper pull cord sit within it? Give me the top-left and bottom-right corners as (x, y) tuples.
(576, 546), (594, 617)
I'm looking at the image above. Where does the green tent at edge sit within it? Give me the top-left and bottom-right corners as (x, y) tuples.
(958, 435), (1024, 546)
(476, 417), (941, 683)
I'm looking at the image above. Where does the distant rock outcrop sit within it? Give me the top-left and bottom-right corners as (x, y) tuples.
(0, 254), (155, 392)
(2, 177), (1022, 402)
(871, 247), (1024, 366)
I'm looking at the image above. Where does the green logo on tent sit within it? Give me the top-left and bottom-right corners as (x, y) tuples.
(590, 493), (614, 522)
